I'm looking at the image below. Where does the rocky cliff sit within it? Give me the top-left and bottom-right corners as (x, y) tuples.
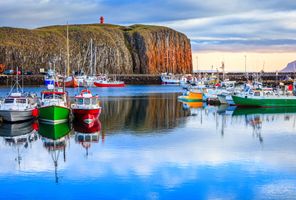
(281, 60), (296, 72)
(0, 24), (192, 74)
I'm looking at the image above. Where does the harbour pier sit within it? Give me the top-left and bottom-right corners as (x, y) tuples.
(0, 72), (294, 86)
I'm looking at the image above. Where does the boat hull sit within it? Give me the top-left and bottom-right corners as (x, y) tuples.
(94, 82), (125, 87)
(72, 108), (101, 125)
(178, 96), (203, 102)
(217, 94), (235, 105)
(38, 105), (70, 124)
(161, 81), (180, 85)
(65, 78), (78, 88)
(0, 109), (34, 122)
(232, 95), (296, 107)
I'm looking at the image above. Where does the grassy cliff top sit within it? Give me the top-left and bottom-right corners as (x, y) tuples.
(0, 23), (181, 47)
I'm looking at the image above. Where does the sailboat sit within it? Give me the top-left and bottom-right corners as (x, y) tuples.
(63, 24), (78, 88)
(0, 67), (38, 122)
(80, 38), (97, 87)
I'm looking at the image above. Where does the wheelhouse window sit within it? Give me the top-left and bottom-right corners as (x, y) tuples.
(254, 92), (261, 96)
(92, 98), (97, 105)
(16, 99), (26, 104)
(4, 99), (14, 103)
(84, 98), (90, 105)
(77, 98), (83, 105)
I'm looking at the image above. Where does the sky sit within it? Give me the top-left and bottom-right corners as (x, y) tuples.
(0, 0), (296, 71)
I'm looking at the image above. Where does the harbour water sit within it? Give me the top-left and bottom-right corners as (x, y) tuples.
(0, 85), (296, 199)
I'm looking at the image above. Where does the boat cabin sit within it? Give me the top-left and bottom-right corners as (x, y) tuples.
(1, 92), (35, 109)
(41, 91), (67, 106)
(74, 94), (99, 107)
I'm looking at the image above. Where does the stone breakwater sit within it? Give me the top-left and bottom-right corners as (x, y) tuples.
(0, 72), (294, 86)
(0, 74), (162, 85)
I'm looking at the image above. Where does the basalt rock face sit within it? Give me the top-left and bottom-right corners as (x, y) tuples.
(0, 24), (192, 74)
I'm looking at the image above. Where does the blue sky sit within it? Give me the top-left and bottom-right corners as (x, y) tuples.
(0, 0), (296, 70)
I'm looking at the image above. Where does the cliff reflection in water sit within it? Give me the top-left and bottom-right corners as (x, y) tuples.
(100, 93), (190, 133)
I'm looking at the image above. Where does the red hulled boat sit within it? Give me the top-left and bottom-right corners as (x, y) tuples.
(94, 76), (125, 87)
(71, 89), (101, 124)
(94, 81), (125, 87)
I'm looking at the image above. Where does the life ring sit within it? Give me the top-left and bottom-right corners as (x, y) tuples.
(80, 89), (91, 95)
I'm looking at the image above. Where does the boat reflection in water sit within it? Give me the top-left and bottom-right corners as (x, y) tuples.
(180, 101), (203, 116)
(74, 119), (102, 156)
(230, 106), (296, 143)
(38, 122), (72, 183)
(0, 120), (38, 167)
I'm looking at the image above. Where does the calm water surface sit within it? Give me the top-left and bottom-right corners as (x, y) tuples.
(0, 85), (296, 200)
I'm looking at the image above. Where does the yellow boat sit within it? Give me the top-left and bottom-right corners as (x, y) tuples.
(178, 91), (203, 102)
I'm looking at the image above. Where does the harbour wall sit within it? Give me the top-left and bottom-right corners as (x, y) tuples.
(0, 72), (294, 86)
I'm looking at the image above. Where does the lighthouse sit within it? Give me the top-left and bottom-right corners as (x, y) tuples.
(100, 16), (104, 24)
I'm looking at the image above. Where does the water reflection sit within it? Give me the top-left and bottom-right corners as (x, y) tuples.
(100, 93), (190, 133)
(38, 122), (72, 183)
(74, 119), (103, 156)
(0, 93), (295, 199)
(0, 120), (38, 168)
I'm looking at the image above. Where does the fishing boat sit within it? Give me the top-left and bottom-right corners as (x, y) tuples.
(161, 73), (180, 84)
(232, 90), (296, 107)
(94, 75), (125, 87)
(64, 75), (79, 88)
(38, 85), (70, 124)
(44, 68), (55, 86)
(71, 89), (101, 124)
(0, 67), (38, 122)
(178, 89), (203, 102)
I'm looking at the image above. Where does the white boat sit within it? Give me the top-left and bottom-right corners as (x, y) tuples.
(0, 93), (38, 122)
(94, 75), (125, 87)
(217, 93), (235, 105)
(161, 73), (180, 84)
(0, 68), (38, 122)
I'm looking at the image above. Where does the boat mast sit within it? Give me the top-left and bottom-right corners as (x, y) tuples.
(166, 35), (169, 73)
(16, 66), (19, 93)
(66, 23), (70, 77)
(94, 46), (97, 76)
(90, 38), (93, 76)
(244, 55), (247, 79)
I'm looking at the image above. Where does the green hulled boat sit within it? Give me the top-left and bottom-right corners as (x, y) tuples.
(38, 122), (71, 140)
(38, 89), (70, 124)
(232, 91), (296, 107)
